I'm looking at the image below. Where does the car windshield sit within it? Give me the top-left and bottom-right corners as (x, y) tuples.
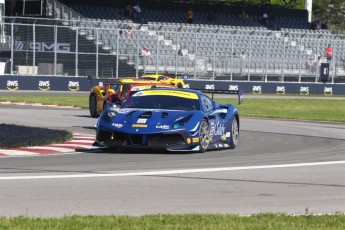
(121, 93), (200, 111)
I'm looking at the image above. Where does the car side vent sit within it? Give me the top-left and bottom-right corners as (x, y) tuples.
(139, 111), (152, 118)
(162, 112), (168, 118)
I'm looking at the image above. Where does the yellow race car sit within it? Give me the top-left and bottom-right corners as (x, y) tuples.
(89, 78), (177, 117)
(140, 74), (185, 88)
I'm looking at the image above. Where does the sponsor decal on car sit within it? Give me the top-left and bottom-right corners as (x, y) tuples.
(214, 122), (225, 136)
(221, 134), (226, 141)
(156, 124), (169, 129)
(112, 123), (123, 128)
(132, 124), (147, 128)
(192, 137), (199, 143)
(174, 116), (185, 122)
(209, 120), (215, 135)
(137, 90), (198, 99)
(108, 111), (116, 117)
(137, 118), (147, 123)
(38, 80), (50, 91)
(226, 132), (231, 137)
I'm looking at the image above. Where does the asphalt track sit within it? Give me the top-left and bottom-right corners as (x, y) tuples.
(0, 96), (345, 217)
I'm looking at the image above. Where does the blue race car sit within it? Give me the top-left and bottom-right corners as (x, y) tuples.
(94, 88), (240, 153)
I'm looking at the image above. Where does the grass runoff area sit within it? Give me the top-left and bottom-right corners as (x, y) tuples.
(1, 94), (345, 228)
(0, 124), (72, 148)
(0, 214), (345, 229)
(1, 93), (345, 122)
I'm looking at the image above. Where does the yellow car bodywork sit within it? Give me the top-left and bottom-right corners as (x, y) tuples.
(89, 78), (177, 117)
(140, 74), (185, 88)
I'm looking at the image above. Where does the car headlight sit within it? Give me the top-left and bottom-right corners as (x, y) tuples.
(101, 111), (116, 124)
(173, 114), (193, 128)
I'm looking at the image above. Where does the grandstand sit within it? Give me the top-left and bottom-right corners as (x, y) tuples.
(2, 0), (345, 83)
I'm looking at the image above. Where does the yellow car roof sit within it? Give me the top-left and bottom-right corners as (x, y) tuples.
(118, 78), (155, 83)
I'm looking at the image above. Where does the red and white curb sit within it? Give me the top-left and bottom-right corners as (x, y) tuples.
(0, 101), (81, 109)
(0, 133), (98, 157)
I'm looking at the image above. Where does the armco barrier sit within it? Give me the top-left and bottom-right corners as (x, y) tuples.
(0, 75), (344, 96)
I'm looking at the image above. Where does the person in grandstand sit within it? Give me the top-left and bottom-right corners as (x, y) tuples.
(124, 24), (135, 36)
(124, 3), (133, 18)
(187, 8), (193, 24)
(325, 44), (333, 61)
(132, 2), (142, 22)
(140, 45), (152, 64)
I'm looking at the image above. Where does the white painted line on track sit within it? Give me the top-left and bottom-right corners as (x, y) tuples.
(49, 143), (99, 148)
(1, 160), (345, 180)
(0, 150), (39, 156)
(66, 140), (95, 143)
(25, 146), (77, 152)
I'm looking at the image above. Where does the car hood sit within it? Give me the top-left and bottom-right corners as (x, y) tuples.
(99, 108), (201, 133)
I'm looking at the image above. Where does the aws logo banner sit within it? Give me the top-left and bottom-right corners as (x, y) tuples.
(252, 86), (262, 94)
(68, 81), (80, 91)
(276, 86), (285, 95)
(324, 87), (333, 96)
(300, 86), (309, 95)
(205, 84), (215, 90)
(6, 80), (19, 90)
(38, 81), (51, 91)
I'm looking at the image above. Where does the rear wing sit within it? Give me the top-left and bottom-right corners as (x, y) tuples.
(197, 89), (244, 105)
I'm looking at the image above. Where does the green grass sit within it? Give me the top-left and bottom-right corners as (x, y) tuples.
(0, 94), (88, 108)
(1, 94), (344, 122)
(217, 98), (345, 122)
(0, 124), (73, 148)
(1, 214), (345, 229)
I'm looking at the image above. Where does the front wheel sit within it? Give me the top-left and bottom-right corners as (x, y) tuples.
(198, 119), (209, 153)
(229, 117), (239, 149)
(89, 95), (98, 118)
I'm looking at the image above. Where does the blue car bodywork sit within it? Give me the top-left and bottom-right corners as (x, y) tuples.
(95, 88), (240, 152)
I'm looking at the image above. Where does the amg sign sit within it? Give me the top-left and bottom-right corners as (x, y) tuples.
(15, 41), (71, 52)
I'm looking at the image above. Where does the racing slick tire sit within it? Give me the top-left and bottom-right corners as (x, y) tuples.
(89, 94), (98, 118)
(229, 117), (239, 149)
(177, 83), (183, 88)
(198, 119), (209, 153)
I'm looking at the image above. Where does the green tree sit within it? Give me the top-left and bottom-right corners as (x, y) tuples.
(312, 0), (345, 31)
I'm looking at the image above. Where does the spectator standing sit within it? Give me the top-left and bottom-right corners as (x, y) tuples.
(325, 44), (333, 61)
(240, 50), (247, 76)
(124, 24), (135, 36)
(187, 8), (193, 24)
(141, 45), (152, 64)
(132, 2), (142, 22)
(262, 11), (269, 26)
(124, 4), (133, 18)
